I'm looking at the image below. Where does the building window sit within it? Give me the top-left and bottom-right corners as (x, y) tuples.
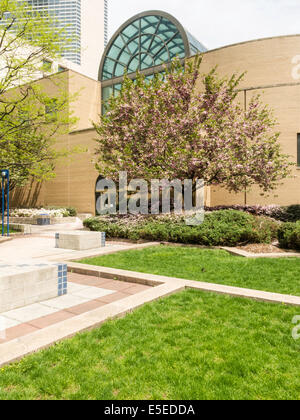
(298, 133), (300, 167)
(45, 99), (58, 122)
(42, 59), (52, 73)
(99, 11), (207, 115)
(101, 15), (187, 82)
(58, 65), (67, 72)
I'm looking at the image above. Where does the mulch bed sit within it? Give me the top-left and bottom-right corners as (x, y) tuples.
(237, 243), (298, 254)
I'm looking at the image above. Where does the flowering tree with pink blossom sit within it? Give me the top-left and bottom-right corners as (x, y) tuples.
(94, 56), (292, 193)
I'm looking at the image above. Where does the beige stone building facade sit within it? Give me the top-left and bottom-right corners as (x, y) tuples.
(11, 12), (300, 214)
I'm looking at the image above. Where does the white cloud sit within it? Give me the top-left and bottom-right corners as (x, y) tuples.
(108, 0), (300, 50)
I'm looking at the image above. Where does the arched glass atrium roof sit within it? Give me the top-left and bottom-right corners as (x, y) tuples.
(99, 11), (207, 82)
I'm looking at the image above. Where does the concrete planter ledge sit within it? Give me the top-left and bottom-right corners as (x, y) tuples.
(221, 246), (300, 258)
(66, 262), (300, 307)
(159, 242), (300, 258)
(6, 216), (77, 226)
(0, 237), (13, 244)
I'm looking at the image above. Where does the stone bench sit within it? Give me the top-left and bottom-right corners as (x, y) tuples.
(55, 231), (106, 251)
(0, 262), (68, 313)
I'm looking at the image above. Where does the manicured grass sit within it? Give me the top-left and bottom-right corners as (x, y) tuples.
(79, 246), (300, 296)
(0, 224), (16, 234)
(0, 289), (299, 400)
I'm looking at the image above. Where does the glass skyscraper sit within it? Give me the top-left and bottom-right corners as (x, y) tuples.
(25, 0), (82, 65)
(1, 0), (107, 76)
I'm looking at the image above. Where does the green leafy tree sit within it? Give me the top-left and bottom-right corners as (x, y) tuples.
(0, 0), (77, 190)
(94, 57), (292, 195)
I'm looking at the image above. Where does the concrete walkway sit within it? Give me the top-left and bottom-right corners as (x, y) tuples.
(0, 220), (159, 262)
(0, 234), (155, 262)
(0, 221), (161, 366)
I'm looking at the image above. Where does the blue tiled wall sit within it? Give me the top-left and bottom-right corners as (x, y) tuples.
(101, 232), (106, 247)
(56, 263), (68, 296)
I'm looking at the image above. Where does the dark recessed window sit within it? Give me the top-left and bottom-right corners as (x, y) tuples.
(45, 99), (58, 122)
(297, 134), (300, 167)
(42, 59), (52, 73)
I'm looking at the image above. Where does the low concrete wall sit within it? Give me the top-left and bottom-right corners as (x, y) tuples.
(0, 262), (68, 312)
(51, 217), (77, 225)
(7, 217), (77, 225)
(10, 224), (32, 234)
(77, 213), (93, 221)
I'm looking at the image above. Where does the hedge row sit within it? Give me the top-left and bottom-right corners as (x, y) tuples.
(84, 210), (279, 247)
(278, 222), (300, 250)
(205, 205), (300, 222)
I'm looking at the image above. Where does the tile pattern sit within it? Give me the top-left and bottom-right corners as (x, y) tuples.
(101, 232), (106, 247)
(57, 263), (68, 296)
(0, 273), (152, 344)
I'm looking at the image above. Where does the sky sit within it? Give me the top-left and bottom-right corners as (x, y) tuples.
(108, 0), (300, 50)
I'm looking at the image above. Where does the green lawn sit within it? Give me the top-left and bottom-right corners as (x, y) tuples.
(0, 289), (299, 400)
(79, 246), (300, 297)
(0, 224), (16, 234)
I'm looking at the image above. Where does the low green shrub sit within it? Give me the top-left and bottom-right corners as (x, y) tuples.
(44, 206), (77, 217)
(280, 205), (300, 223)
(205, 204), (300, 222)
(65, 207), (77, 217)
(84, 210), (279, 246)
(278, 222), (300, 250)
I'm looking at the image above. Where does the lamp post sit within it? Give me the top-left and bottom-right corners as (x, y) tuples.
(1, 170), (9, 237)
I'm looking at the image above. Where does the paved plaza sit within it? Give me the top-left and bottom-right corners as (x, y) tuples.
(0, 220), (159, 363)
(0, 272), (151, 344)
